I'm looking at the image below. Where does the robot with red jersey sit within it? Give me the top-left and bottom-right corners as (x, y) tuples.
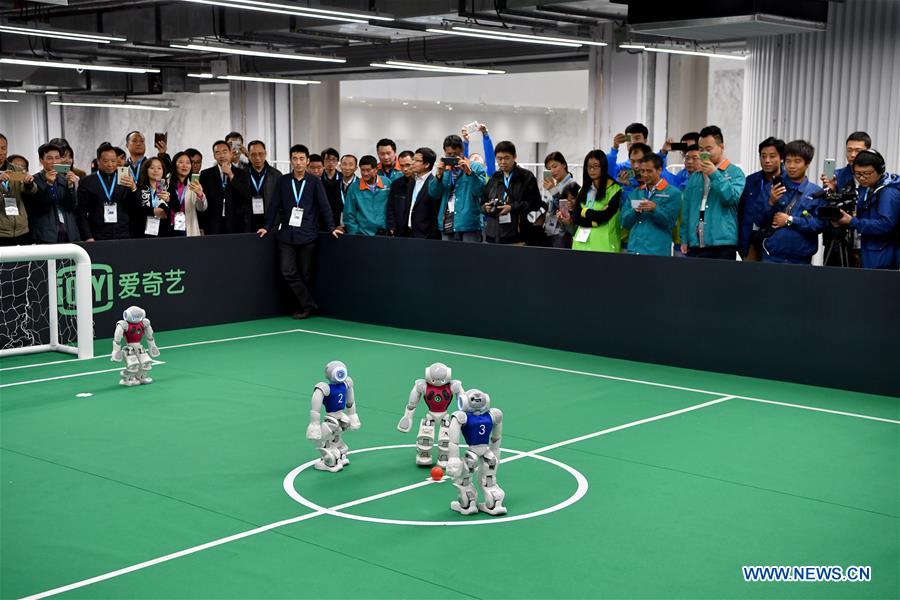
(111, 306), (160, 386)
(306, 361), (361, 472)
(446, 388), (506, 516)
(397, 362), (464, 468)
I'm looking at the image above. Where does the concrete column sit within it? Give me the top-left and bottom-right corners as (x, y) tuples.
(290, 79), (341, 154)
(666, 55), (709, 140)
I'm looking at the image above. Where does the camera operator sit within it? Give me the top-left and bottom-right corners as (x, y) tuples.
(481, 141), (540, 245)
(821, 132), (872, 266)
(830, 149), (900, 270)
(754, 140), (824, 265)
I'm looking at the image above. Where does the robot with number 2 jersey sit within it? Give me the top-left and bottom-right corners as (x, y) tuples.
(446, 389), (506, 516)
(306, 361), (361, 472)
(397, 363), (464, 468)
(111, 306), (160, 386)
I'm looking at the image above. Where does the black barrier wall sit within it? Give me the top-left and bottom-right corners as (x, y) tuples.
(315, 235), (900, 398)
(72, 234), (287, 331)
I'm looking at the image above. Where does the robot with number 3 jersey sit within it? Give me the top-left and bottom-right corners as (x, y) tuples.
(446, 389), (507, 516)
(397, 363), (464, 468)
(306, 361), (361, 472)
(111, 306), (160, 386)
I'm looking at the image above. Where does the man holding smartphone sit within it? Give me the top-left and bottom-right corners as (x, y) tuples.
(433, 134), (487, 242)
(680, 125), (746, 260)
(738, 137), (785, 260)
(620, 154), (681, 256)
(199, 140), (253, 234)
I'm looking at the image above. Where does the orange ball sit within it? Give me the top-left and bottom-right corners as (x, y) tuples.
(430, 466), (444, 481)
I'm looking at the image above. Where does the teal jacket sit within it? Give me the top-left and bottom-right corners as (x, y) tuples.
(621, 180), (681, 256)
(344, 175), (391, 235)
(680, 160), (745, 248)
(431, 161), (488, 233)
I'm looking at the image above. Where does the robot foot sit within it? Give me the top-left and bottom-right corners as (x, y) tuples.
(477, 501), (508, 516)
(341, 456), (350, 466)
(314, 459), (343, 473)
(139, 377), (153, 385)
(450, 500), (479, 515)
(119, 378), (140, 387)
(436, 459), (448, 469)
(416, 455), (434, 467)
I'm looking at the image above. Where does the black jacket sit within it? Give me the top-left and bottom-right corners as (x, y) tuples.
(321, 170), (344, 230)
(22, 171), (81, 243)
(481, 164), (542, 244)
(263, 173), (335, 245)
(199, 165), (253, 235)
(77, 171), (140, 241)
(387, 175), (442, 239)
(247, 163), (283, 231)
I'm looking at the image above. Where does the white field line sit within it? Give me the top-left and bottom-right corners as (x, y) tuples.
(0, 361), (165, 389)
(21, 396), (730, 600)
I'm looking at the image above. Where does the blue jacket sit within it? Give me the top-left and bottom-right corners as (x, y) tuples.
(621, 179), (681, 256)
(608, 146), (668, 180)
(263, 173), (334, 245)
(754, 178), (824, 264)
(432, 162), (488, 233)
(671, 168), (690, 190)
(680, 160), (746, 248)
(834, 164), (855, 191)
(848, 173), (900, 269)
(464, 133), (495, 177)
(738, 169), (778, 256)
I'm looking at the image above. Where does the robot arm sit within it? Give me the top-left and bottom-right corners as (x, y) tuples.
(307, 384), (327, 440)
(397, 379), (425, 432)
(143, 318), (160, 358)
(111, 321), (126, 361)
(446, 411), (467, 477)
(344, 377), (361, 430)
(489, 408), (503, 462)
(450, 380), (465, 398)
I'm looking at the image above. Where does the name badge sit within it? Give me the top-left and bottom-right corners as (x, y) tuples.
(252, 196), (264, 215)
(545, 213), (558, 230)
(574, 227), (591, 243)
(4, 197), (18, 216)
(498, 213), (512, 224)
(104, 203), (118, 223)
(174, 212), (186, 231)
(144, 216), (161, 236)
(289, 207), (304, 227)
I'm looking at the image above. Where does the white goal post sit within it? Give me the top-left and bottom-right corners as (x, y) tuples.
(0, 243), (94, 359)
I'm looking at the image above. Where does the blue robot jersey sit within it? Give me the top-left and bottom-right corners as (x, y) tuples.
(461, 413), (493, 446)
(323, 382), (348, 413)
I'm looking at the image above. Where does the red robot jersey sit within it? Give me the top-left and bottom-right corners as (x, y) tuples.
(124, 322), (146, 344)
(424, 383), (453, 413)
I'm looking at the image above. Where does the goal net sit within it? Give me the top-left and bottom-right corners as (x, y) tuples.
(0, 244), (94, 359)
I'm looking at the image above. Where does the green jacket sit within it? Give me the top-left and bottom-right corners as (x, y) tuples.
(572, 181), (622, 253)
(680, 160), (745, 248)
(431, 162), (487, 233)
(621, 179), (681, 256)
(344, 175), (391, 235)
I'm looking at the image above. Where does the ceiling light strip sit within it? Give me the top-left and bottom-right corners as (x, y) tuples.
(51, 101), (170, 111)
(0, 57), (158, 73)
(170, 43), (345, 63)
(425, 28), (582, 48)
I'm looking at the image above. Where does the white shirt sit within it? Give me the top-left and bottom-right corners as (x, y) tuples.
(409, 173), (430, 228)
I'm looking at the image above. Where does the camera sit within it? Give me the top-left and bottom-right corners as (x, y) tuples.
(815, 185), (857, 220)
(486, 198), (506, 216)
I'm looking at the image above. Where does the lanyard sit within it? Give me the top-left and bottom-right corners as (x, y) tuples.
(250, 168), (267, 195)
(340, 176), (356, 204)
(129, 157), (144, 181)
(220, 169), (228, 189)
(150, 188), (159, 208)
(292, 178), (307, 206)
(586, 185), (598, 210)
(98, 172), (117, 203)
(502, 171), (512, 201)
(176, 182), (186, 211)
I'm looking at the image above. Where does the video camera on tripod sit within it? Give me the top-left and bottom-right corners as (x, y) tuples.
(814, 184), (857, 220)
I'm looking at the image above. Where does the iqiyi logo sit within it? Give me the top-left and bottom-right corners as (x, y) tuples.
(57, 263), (187, 316)
(57, 263), (115, 315)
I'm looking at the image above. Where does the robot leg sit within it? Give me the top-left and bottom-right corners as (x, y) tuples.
(436, 413), (451, 469)
(313, 415), (343, 472)
(476, 450), (507, 516)
(415, 415), (436, 467)
(137, 349), (154, 385)
(334, 416), (351, 466)
(450, 450), (479, 516)
(120, 350), (141, 386)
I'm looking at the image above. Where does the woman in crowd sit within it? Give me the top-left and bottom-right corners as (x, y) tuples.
(541, 151), (575, 248)
(136, 157), (171, 237)
(569, 150), (623, 253)
(168, 151), (208, 236)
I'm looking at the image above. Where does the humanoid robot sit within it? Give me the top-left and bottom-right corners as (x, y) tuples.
(446, 389), (506, 516)
(397, 362), (463, 468)
(111, 306), (160, 386)
(306, 360), (361, 472)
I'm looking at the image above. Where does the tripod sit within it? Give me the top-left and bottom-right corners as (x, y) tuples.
(823, 227), (853, 267)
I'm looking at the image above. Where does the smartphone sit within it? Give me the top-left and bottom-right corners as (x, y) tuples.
(631, 199), (642, 210)
(542, 169), (553, 183)
(229, 140), (241, 152)
(559, 198), (570, 217)
(190, 173), (200, 184)
(154, 132), (167, 146)
(623, 133), (633, 143)
(464, 121), (479, 133)
(625, 168), (635, 180)
(699, 151), (711, 162)
(443, 156), (460, 167)
(772, 176), (784, 188)
(670, 142), (688, 152)
(117, 166), (130, 182)
(823, 158), (836, 180)
(53, 164), (71, 175)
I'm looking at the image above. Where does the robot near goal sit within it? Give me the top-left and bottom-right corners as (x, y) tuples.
(396, 362), (464, 469)
(111, 306), (160, 386)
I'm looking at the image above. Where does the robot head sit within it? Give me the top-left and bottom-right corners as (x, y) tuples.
(123, 306), (145, 323)
(425, 362), (451, 385)
(325, 360), (348, 383)
(458, 389), (490, 414)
